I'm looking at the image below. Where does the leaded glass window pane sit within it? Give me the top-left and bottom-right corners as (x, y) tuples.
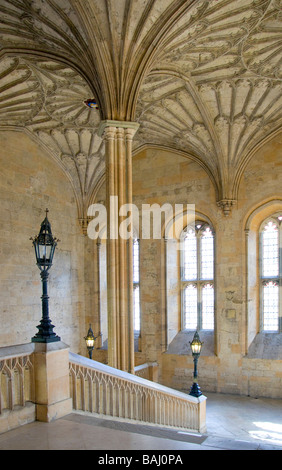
(201, 227), (214, 280)
(183, 229), (197, 281)
(202, 283), (214, 330)
(263, 281), (279, 331)
(133, 239), (140, 283)
(133, 285), (140, 331)
(262, 221), (279, 278)
(184, 284), (197, 330)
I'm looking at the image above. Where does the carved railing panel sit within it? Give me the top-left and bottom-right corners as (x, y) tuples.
(0, 345), (34, 415)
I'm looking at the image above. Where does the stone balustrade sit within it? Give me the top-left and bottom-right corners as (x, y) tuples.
(0, 344), (206, 434)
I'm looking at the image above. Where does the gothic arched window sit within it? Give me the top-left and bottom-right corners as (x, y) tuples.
(181, 221), (214, 330)
(260, 215), (282, 332)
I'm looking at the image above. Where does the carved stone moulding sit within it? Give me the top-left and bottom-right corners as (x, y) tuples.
(217, 199), (237, 216)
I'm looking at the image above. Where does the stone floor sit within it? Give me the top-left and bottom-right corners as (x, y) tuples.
(0, 392), (282, 451)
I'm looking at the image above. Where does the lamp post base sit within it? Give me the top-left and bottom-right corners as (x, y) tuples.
(32, 335), (61, 343)
(32, 319), (61, 343)
(189, 381), (202, 398)
(32, 336), (61, 343)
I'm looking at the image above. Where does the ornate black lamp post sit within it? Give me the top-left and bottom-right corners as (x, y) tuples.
(30, 209), (60, 343)
(189, 330), (203, 397)
(84, 324), (101, 359)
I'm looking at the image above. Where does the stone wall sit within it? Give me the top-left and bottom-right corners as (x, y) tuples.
(0, 130), (85, 352)
(129, 134), (282, 399)
(4, 127), (281, 399)
(90, 135), (282, 398)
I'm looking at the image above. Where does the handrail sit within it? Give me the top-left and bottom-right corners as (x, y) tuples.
(134, 361), (158, 380)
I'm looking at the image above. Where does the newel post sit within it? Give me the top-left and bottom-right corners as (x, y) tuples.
(33, 342), (72, 422)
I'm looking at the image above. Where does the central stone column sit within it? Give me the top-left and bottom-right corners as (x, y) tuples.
(99, 120), (139, 374)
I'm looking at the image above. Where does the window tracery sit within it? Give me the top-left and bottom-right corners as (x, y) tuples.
(260, 215), (282, 332)
(181, 222), (214, 331)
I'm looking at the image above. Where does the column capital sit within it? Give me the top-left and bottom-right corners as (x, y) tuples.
(98, 120), (140, 137)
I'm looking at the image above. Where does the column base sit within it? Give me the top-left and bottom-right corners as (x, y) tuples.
(36, 398), (73, 423)
(189, 381), (202, 397)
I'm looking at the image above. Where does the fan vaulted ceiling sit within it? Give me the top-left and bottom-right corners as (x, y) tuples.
(0, 0), (281, 221)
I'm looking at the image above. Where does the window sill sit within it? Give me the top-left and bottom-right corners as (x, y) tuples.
(247, 332), (282, 360)
(166, 329), (215, 356)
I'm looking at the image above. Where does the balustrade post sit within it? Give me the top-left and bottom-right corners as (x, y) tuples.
(33, 342), (72, 422)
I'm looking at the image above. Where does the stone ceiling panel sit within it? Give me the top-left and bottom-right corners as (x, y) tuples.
(135, 0), (282, 201)
(0, 0), (281, 216)
(0, 0), (89, 61)
(0, 54), (104, 222)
